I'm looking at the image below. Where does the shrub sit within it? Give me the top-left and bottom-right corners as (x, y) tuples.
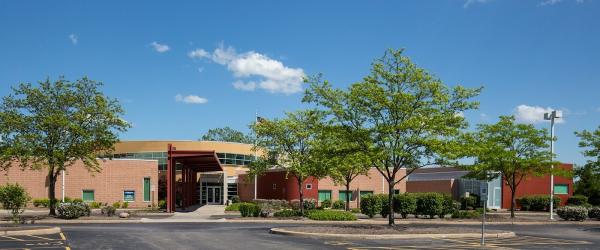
(567, 195), (589, 206)
(360, 195), (382, 218)
(101, 205), (116, 216)
(62, 197), (73, 203)
(320, 199), (331, 208)
(158, 200), (167, 209)
(416, 192), (444, 219)
(451, 210), (481, 219)
(0, 183), (31, 223)
(332, 200), (346, 210)
(588, 207), (600, 220)
(351, 207), (360, 213)
(225, 203), (242, 211)
(393, 194), (417, 219)
(460, 196), (478, 210)
(57, 202), (90, 219)
(253, 199), (288, 210)
(274, 209), (302, 217)
(374, 194), (389, 218)
(257, 202), (273, 217)
(33, 198), (50, 208)
(112, 201), (121, 209)
(231, 195), (241, 204)
(90, 201), (102, 209)
(306, 210), (357, 221)
(73, 198), (83, 203)
(239, 203), (260, 217)
(122, 202), (129, 209)
(557, 206), (588, 221)
(519, 195), (561, 211)
(439, 194), (459, 219)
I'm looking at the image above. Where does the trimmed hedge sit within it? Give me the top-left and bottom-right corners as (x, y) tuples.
(239, 203), (260, 217)
(393, 194), (417, 219)
(439, 194), (460, 219)
(225, 203), (243, 211)
(588, 207), (600, 220)
(320, 199), (331, 208)
(518, 195), (561, 211)
(332, 200), (345, 210)
(360, 195), (381, 218)
(274, 209), (302, 217)
(374, 194), (390, 218)
(416, 192), (444, 219)
(306, 210), (357, 221)
(33, 198), (50, 208)
(556, 206), (588, 221)
(567, 195), (589, 206)
(451, 210), (481, 219)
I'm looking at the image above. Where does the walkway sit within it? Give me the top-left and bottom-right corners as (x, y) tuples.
(141, 205), (226, 223)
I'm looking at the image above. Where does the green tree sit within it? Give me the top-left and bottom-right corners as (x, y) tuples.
(200, 126), (253, 144)
(250, 110), (328, 216)
(304, 49), (481, 225)
(574, 126), (600, 205)
(463, 116), (556, 218)
(0, 77), (130, 216)
(0, 183), (31, 223)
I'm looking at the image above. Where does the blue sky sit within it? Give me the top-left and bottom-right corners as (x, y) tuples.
(1, 0), (599, 165)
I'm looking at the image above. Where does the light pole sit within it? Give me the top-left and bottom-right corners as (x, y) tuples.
(544, 110), (561, 220)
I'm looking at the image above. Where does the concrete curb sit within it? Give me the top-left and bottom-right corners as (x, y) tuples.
(0, 226), (61, 236)
(226, 219), (600, 225)
(270, 227), (516, 240)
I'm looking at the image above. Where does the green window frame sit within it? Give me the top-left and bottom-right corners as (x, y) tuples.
(143, 177), (151, 202)
(339, 191), (353, 201)
(554, 184), (568, 195)
(360, 191), (374, 197)
(82, 190), (94, 202)
(318, 190), (331, 201)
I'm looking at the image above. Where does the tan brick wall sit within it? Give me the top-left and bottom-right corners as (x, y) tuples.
(406, 179), (457, 197)
(318, 168), (407, 208)
(0, 159), (158, 208)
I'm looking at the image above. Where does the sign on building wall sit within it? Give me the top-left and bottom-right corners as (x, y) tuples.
(124, 190), (135, 201)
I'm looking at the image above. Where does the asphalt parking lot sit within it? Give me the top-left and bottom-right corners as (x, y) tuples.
(0, 222), (596, 249)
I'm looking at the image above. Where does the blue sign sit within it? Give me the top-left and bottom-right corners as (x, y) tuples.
(124, 191), (135, 201)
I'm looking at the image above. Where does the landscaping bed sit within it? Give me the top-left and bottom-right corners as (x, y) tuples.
(274, 224), (508, 235)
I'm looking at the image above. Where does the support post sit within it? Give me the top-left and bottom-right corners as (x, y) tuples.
(166, 144), (174, 213)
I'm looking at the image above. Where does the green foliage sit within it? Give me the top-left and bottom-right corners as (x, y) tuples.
(557, 206), (588, 221)
(320, 199), (331, 208)
(122, 202), (129, 208)
(375, 194), (390, 218)
(460, 195), (478, 210)
(101, 205), (116, 217)
(57, 202), (91, 219)
(62, 197), (72, 203)
(567, 195), (589, 206)
(360, 195), (382, 218)
(89, 201), (101, 209)
(225, 203), (243, 211)
(451, 210), (481, 219)
(231, 195), (241, 204)
(462, 116), (557, 218)
(306, 210), (357, 221)
(304, 49), (481, 225)
(73, 198), (83, 203)
(393, 194), (417, 219)
(274, 209), (302, 217)
(112, 201), (121, 209)
(588, 207), (600, 220)
(518, 195), (561, 211)
(239, 203), (260, 217)
(33, 198), (50, 208)
(574, 164), (600, 206)
(200, 127), (253, 144)
(415, 192), (444, 219)
(158, 200), (167, 209)
(332, 200), (346, 210)
(0, 77), (130, 216)
(0, 183), (31, 223)
(439, 194), (460, 218)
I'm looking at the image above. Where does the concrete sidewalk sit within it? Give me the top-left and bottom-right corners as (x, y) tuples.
(141, 205), (227, 223)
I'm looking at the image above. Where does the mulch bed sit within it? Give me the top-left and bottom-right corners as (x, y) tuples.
(280, 225), (505, 235)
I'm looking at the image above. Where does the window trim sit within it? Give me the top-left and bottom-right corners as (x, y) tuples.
(305, 184), (312, 190)
(143, 177), (151, 202)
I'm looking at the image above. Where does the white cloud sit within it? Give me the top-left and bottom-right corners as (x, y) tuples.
(69, 34), (78, 45)
(151, 42), (170, 53)
(454, 111), (464, 118)
(514, 105), (564, 124)
(540, 0), (585, 6)
(464, 0), (491, 8)
(188, 49), (209, 59)
(174, 94), (208, 104)
(188, 44), (306, 95)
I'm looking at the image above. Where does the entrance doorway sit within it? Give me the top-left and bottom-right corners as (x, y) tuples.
(206, 186), (222, 204)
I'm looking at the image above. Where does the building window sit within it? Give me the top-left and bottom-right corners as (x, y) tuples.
(124, 190), (135, 202)
(306, 184), (312, 190)
(82, 190), (94, 202)
(554, 184), (568, 195)
(318, 190), (331, 201)
(272, 183), (277, 190)
(360, 191), (374, 197)
(143, 177), (151, 202)
(394, 189), (401, 195)
(339, 191), (353, 201)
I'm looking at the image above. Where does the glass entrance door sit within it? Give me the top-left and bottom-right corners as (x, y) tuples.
(206, 186), (222, 204)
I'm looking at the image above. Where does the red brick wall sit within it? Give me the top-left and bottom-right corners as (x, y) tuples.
(502, 163), (574, 209)
(237, 171), (318, 201)
(0, 159), (159, 208)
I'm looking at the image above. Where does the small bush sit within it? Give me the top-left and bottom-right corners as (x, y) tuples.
(320, 199), (331, 208)
(332, 200), (346, 210)
(360, 195), (382, 218)
(416, 192), (444, 219)
(225, 203), (242, 211)
(588, 207), (600, 220)
(89, 201), (101, 209)
(0, 183), (31, 223)
(460, 196), (478, 210)
(374, 194), (389, 218)
(253, 199), (288, 210)
(394, 194), (417, 219)
(122, 202), (129, 209)
(73, 198), (83, 203)
(231, 195), (241, 204)
(519, 195), (561, 211)
(451, 210), (481, 219)
(62, 197), (73, 203)
(101, 205), (116, 217)
(33, 198), (50, 208)
(239, 203), (260, 217)
(158, 200), (167, 209)
(557, 206), (588, 221)
(307, 210), (357, 221)
(274, 209), (302, 217)
(112, 201), (121, 209)
(351, 207), (360, 213)
(439, 194), (459, 219)
(57, 202), (91, 219)
(567, 195), (589, 206)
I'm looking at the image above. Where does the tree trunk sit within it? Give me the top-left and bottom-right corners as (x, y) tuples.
(48, 169), (57, 216)
(297, 177), (304, 216)
(345, 182), (350, 211)
(388, 180), (395, 226)
(510, 174), (516, 219)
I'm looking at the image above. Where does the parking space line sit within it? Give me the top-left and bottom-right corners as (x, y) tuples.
(27, 235), (57, 241)
(60, 233), (66, 241)
(0, 235), (24, 241)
